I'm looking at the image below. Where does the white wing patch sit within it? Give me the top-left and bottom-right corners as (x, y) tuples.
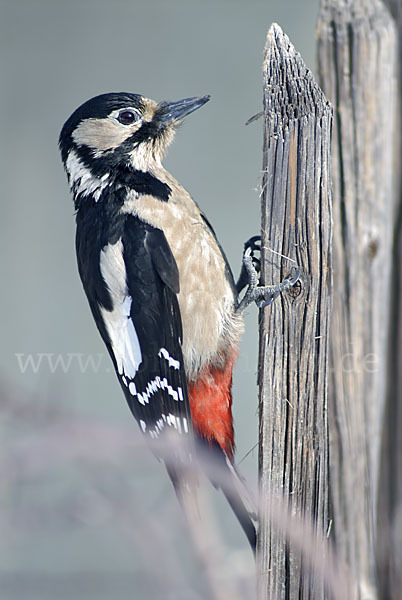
(99, 240), (142, 379)
(99, 241), (188, 441)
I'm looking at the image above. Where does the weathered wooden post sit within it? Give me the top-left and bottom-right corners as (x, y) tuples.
(257, 24), (333, 599)
(317, 0), (397, 597)
(379, 1), (402, 598)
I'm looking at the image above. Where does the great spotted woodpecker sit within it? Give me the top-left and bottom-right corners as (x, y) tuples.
(59, 92), (298, 552)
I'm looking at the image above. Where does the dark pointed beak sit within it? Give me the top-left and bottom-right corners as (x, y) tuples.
(157, 95), (210, 123)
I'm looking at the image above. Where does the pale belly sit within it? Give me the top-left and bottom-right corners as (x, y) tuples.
(123, 186), (244, 380)
(171, 224), (243, 381)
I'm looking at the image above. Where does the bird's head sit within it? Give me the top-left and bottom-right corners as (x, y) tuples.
(59, 92), (210, 196)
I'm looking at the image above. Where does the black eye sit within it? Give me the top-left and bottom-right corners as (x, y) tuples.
(117, 110), (139, 125)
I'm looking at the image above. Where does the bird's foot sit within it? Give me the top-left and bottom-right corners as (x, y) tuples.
(236, 235), (261, 294)
(236, 245), (300, 313)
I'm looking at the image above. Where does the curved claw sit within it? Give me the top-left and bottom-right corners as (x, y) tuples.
(288, 268), (300, 287)
(237, 236), (262, 294)
(244, 236), (261, 273)
(244, 236), (261, 263)
(258, 290), (281, 309)
(244, 235), (261, 252)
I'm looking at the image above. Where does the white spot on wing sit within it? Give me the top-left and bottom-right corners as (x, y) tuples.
(158, 347), (180, 370)
(128, 374), (183, 405)
(166, 414), (177, 428)
(99, 240), (142, 379)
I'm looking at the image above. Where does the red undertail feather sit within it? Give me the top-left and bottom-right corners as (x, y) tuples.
(188, 357), (235, 460)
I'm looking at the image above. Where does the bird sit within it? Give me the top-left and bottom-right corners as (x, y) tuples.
(59, 91), (298, 553)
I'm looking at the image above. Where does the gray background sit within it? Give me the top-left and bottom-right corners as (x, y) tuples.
(1, 1), (318, 598)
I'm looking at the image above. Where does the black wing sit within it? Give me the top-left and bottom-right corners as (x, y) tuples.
(76, 202), (192, 442)
(120, 217), (192, 439)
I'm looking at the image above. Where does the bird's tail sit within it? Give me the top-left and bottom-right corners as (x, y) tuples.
(219, 457), (257, 553)
(195, 438), (258, 554)
(164, 437), (258, 553)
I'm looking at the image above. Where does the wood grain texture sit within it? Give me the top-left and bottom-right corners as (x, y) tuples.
(317, 1), (397, 598)
(379, 1), (402, 599)
(257, 24), (333, 599)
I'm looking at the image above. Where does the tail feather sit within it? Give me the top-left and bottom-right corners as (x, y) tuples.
(221, 485), (257, 552)
(220, 457), (257, 553)
(165, 437), (258, 554)
(195, 438), (258, 553)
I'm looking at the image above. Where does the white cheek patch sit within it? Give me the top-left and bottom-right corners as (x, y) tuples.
(99, 240), (142, 379)
(66, 150), (109, 201)
(72, 116), (139, 152)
